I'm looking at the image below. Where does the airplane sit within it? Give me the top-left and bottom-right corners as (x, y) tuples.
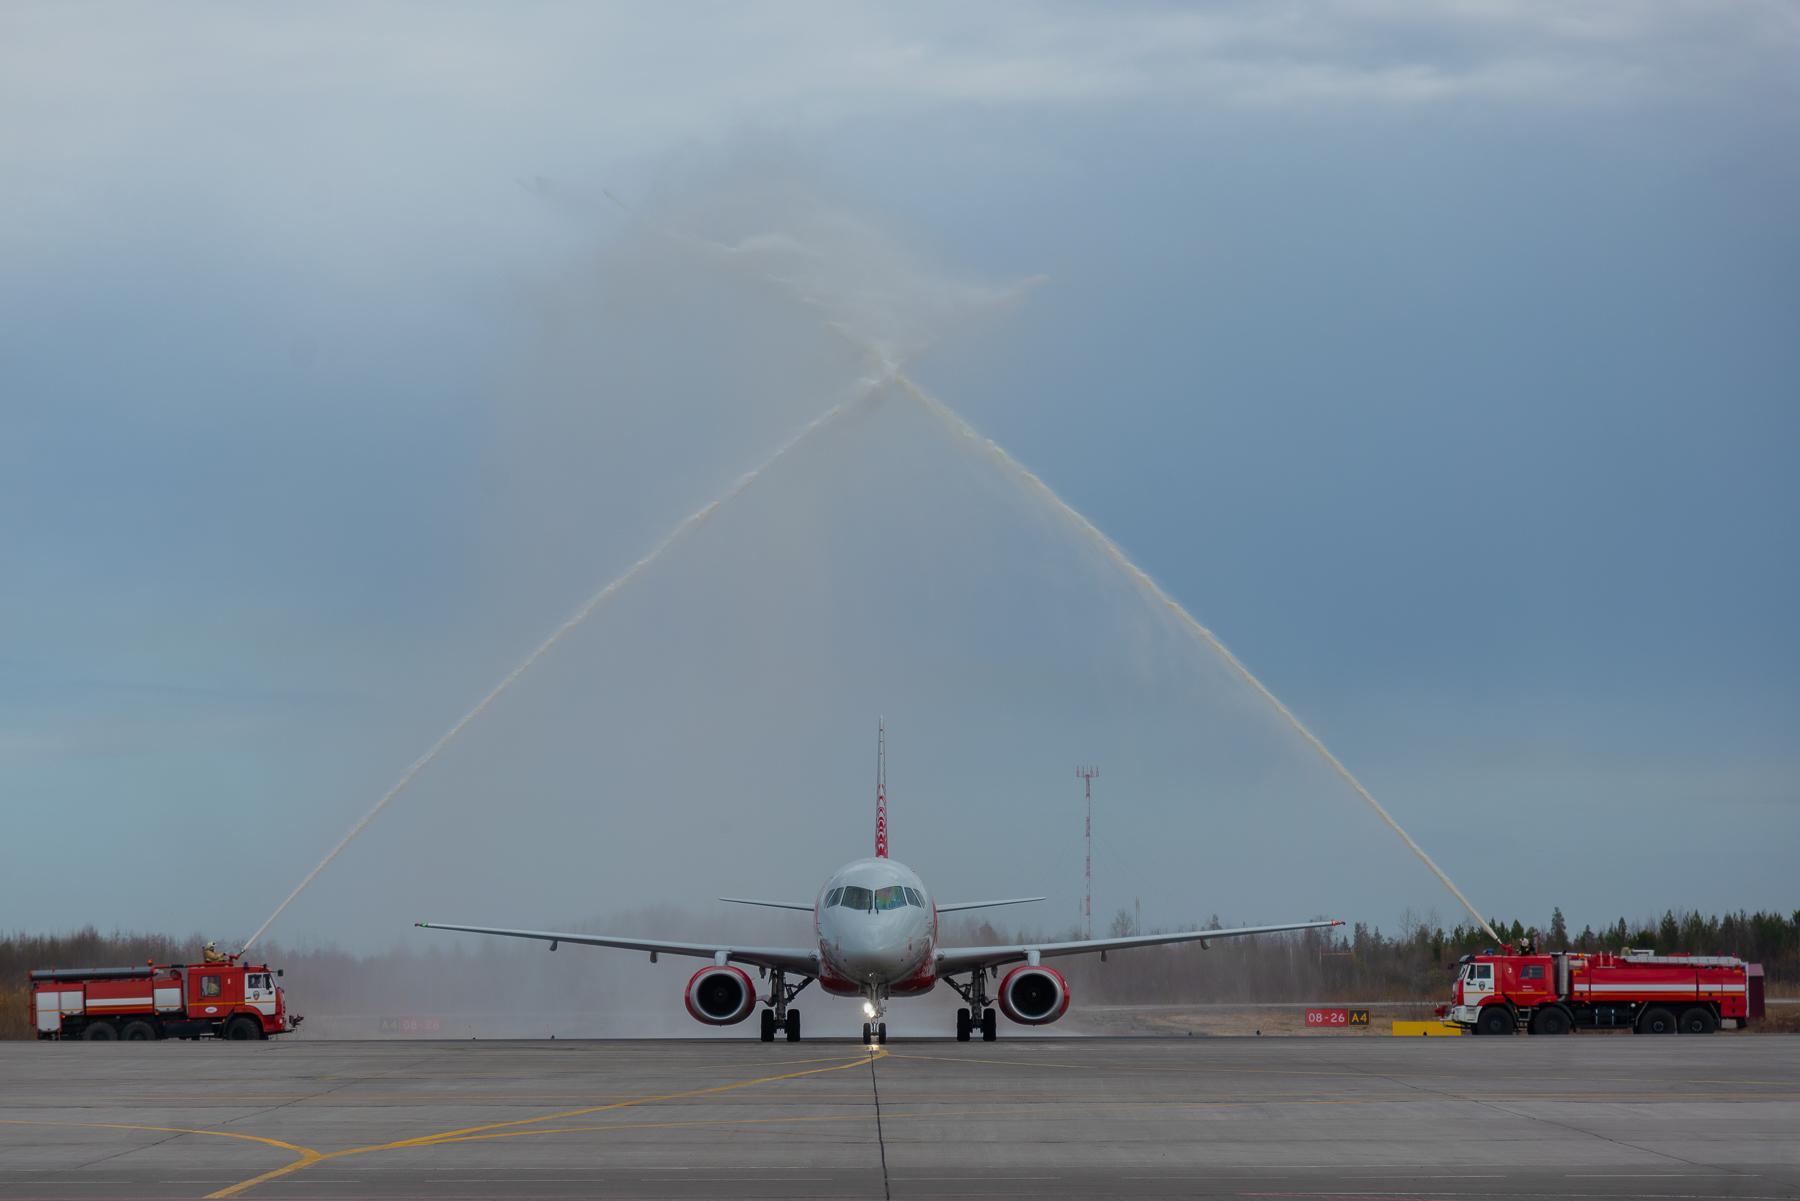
(416, 726), (1342, 1043)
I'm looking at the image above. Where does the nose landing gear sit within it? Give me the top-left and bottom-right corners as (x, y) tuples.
(861, 990), (889, 1044)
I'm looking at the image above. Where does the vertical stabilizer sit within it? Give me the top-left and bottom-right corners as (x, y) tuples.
(875, 719), (888, 858)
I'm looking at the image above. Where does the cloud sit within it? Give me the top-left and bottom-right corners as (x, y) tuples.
(3, 2), (1789, 143)
(2, 1), (1789, 265)
(3, 1), (1786, 273)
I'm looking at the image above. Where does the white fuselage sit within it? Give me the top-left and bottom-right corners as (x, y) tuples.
(814, 857), (936, 1003)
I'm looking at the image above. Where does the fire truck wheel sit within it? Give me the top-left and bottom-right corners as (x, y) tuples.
(81, 1021), (118, 1041)
(1637, 1006), (1676, 1035)
(1529, 1006), (1572, 1036)
(223, 1016), (264, 1041)
(1475, 1005), (1514, 1036)
(784, 1009), (800, 1042)
(1678, 1006), (1718, 1035)
(759, 1008), (776, 1042)
(119, 1020), (157, 1041)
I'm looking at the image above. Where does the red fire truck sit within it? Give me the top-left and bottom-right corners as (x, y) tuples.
(1440, 947), (1763, 1035)
(30, 959), (302, 1041)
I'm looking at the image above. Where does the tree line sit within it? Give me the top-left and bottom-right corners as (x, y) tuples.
(5, 905), (1795, 1037)
(990, 906), (1800, 1005)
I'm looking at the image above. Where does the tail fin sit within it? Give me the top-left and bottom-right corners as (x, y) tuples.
(874, 719), (888, 858)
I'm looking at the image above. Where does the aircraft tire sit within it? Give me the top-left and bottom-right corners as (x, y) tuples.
(785, 1010), (801, 1042)
(955, 1008), (972, 1042)
(759, 1009), (776, 1042)
(981, 1008), (998, 1042)
(877, 1022), (887, 1044)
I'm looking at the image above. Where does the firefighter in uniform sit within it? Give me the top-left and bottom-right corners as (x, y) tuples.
(202, 941), (228, 963)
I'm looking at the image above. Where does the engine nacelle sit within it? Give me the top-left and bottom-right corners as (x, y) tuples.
(684, 965), (756, 1025)
(998, 964), (1070, 1025)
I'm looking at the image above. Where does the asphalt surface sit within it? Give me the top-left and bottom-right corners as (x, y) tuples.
(0, 1035), (1795, 1200)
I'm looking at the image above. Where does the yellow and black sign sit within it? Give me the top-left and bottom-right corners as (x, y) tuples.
(1348, 1008), (1370, 1026)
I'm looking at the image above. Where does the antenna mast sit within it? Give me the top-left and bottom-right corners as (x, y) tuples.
(875, 720), (888, 858)
(1076, 765), (1099, 939)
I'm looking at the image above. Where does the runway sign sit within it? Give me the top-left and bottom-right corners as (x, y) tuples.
(1305, 1008), (1370, 1028)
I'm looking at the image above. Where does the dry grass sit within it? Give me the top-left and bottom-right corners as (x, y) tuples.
(0, 987), (32, 1041)
(1076, 1001), (1799, 1037)
(1756, 1003), (1800, 1033)
(1075, 1002), (1443, 1037)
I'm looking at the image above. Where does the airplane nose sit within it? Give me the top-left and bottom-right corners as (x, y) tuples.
(835, 911), (927, 980)
(841, 950), (884, 979)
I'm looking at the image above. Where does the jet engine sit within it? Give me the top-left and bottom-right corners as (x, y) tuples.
(997, 964), (1070, 1025)
(683, 965), (757, 1025)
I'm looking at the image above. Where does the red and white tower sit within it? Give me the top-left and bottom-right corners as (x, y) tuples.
(1076, 765), (1098, 939)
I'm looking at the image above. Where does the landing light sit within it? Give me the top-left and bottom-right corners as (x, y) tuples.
(862, 1001), (876, 1017)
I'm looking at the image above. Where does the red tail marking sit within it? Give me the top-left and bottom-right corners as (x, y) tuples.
(875, 721), (888, 858)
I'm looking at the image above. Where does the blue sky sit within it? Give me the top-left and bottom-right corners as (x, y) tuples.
(3, 3), (1796, 950)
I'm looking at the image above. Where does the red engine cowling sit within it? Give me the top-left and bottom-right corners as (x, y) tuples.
(998, 965), (1070, 1025)
(684, 966), (757, 1025)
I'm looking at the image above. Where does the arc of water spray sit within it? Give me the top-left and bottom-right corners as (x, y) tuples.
(241, 385), (882, 954)
(891, 374), (1499, 943)
(642, 204), (1498, 940)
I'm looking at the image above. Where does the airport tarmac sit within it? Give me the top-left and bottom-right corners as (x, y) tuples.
(0, 1036), (1795, 1200)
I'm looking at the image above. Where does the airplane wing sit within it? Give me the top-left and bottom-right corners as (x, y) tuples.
(935, 897), (1046, 913)
(935, 919), (1342, 977)
(415, 921), (820, 977)
(718, 897), (814, 912)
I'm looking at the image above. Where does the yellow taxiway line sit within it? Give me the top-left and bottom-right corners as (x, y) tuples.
(0, 1118), (322, 1176)
(203, 1045), (888, 1198)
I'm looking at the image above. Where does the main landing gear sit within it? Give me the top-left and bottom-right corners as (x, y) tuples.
(946, 972), (999, 1042)
(760, 970), (812, 1042)
(862, 1021), (888, 1044)
(954, 1007), (997, 1042)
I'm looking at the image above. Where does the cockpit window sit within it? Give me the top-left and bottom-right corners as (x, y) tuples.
(833, 883), (926, 911)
